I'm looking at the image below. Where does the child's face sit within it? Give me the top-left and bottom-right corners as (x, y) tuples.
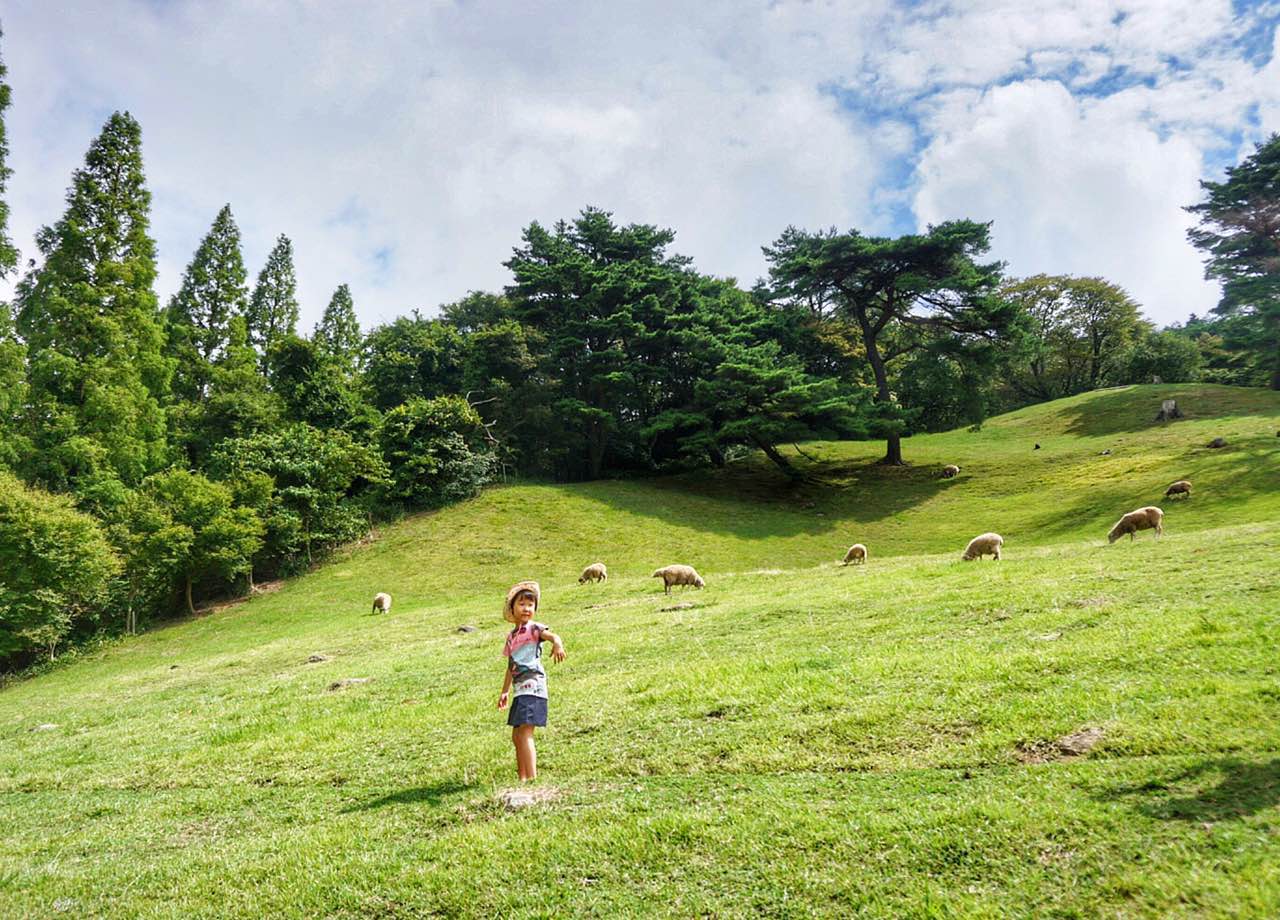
(514, 593), (536, 624)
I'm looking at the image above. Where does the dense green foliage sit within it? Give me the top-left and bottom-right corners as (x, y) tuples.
(246, 234), (300, 359)
(1188, 133), (1280, 390)
(0, 472), (118, 658)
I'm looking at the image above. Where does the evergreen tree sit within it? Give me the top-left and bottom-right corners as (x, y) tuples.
(0, 27), (18, 276)
(15, 112), (171, 500)
(1187, 133), (1280, 390)
(0, 31), (27, 471)
(246, 234), (299, 357)
(314, 283), (361, 371)
(165, 204), (249, 401)
(187, 315), (283, 464)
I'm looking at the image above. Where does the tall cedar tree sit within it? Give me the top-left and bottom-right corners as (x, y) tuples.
(15, 112), (171, 499)
(0, 32), (26, 471)
(314, 283), (361, 372)
(765, 221), (1013, 465)
(165, 204), (249, 400)
(246, 234), (299, 358)
(1187, 133), (1280, 390)
(504, 208), (695, 480)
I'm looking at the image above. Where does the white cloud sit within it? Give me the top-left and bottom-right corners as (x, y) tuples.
(914, 80), (1219, 323)
(0, 0), (1274, 333)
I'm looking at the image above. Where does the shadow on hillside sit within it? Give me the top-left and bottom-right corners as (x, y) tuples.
(343, 779), (475, 812)
(1024, 441), (1280, 542)
(570, 453), (960, 540)
(1096, 757), (1280, 823)
(1051, 385), (1280, 438)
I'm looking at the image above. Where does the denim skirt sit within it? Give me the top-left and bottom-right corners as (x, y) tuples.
(507, 694), (548, 727)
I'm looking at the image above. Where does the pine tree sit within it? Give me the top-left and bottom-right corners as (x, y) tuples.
(0, 32), (27, 471)
(314, 283), (361, 371)
(246, 234), (299, 357)
(15, 112), (171, 500)
(165, 204), (249, 400)
(0, 27), (18, 277)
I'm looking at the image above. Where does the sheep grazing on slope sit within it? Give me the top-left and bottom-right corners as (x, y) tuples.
(1164, 480), (1192, 500)
(1108, 506), (1164, 544)
(371, 592), (392, 614)
(651, 564), (705, 595)
(578, 562), (608, 584)
(962, 533), (1003, 561)
(842, 543), (868, 565)
(941, 465), (961, 479)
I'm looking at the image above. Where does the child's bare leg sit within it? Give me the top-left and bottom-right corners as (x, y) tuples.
(514, 725), (537, 781)
(512, 726), (528, 780)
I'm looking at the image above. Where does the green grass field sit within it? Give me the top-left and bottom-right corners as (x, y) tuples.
(3, 384), (1279, 917)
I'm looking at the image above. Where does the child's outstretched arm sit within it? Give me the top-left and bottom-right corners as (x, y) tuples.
(497, 660), (513, 709)
(541, 628), (566, 663)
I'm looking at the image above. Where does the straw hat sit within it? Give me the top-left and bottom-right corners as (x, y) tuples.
(503, 580), (540, 623)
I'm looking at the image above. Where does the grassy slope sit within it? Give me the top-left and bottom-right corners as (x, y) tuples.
(2, 384), (1279, 917)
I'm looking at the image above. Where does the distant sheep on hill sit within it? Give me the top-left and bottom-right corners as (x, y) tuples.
(578, 562), (608, 584)
(371, 592), (392, 614)
(941, 465), (961, 479)
(962, 533), (1003, 561)
(1108, 506), (1164, 544)
(652, 564), (705, 595)
(1164, 480), (1192, 500)
(842, 543), (867, 566)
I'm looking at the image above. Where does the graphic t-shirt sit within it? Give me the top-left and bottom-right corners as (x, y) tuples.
(503, 621), (550, 699)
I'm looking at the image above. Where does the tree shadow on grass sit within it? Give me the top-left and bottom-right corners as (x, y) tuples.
(1096, 757), (1280, 822)
(343, 779), (475, 812)
(1050, 385), (1280, 438)
(569, 451), (960, 541)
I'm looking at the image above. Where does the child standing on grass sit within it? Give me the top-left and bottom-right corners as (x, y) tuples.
(497, 581), (565, 782)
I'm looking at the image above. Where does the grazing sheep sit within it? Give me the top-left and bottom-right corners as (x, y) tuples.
(578, 562), (608, 584)
(941, 464), (961, 479)
(651, 564), (705, 595)
(962, 533), (1003, 561)
(371, 592), (392, 614)
(842, 543), (868, 566)
(1164, 480), (1192, 500)
(1107, 506), (1164, 544)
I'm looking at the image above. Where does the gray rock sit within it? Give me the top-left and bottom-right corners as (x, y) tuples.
(1057, 726), (1104, 757)
(327, 678), (370, 691)
(306, 653), (330, 663)
(456, 625), (477, 633)
(33, 723), (59, 732)
(1208, 437), (1227, 448)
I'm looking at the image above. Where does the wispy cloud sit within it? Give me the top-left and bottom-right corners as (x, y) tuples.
(1, 0), (1275, 329)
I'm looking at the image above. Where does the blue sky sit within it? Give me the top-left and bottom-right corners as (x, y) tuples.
(3, 0), (1278, 329)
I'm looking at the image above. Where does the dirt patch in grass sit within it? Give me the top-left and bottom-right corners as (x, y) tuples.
(1018, 726), (1106, 764)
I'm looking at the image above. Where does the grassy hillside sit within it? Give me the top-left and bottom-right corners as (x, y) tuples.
(2, 384), (1278, 917)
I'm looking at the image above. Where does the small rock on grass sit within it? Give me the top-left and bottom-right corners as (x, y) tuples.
(1057, 726), (1104, 757)
(306, 653), (330, 663)
(661, 602), (694, 612)
(33, 723), (59, 732)
(498, 787), (557, 811)
(327, 678), (370, 691)
(456, 625), (477, 633)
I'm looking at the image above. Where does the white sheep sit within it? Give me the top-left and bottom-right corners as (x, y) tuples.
(1107, 506), (1164, 544)
(941, 465), (961, 479)
(962, 533), (1003, 561)
(578, 562), (608, 584)
(371, 592), (392, 614)
(842, 543), (868, 565)
(1164, 480), (1192, 500)
(652, 564), (705, 595)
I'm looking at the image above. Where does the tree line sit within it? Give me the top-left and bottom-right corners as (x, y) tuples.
(0, 31), (1275, 670)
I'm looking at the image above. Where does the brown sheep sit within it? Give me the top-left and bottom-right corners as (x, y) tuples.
(962, 533), (1003, 561)
(941, 464), (961, 479)
(1107, 506), (1164, 544)
(578, 562), (608, 584)
(842, 543), (868, 565)
(651, 564), (705, 595)
(371, 592), (392, 614)
(1164, 480), (1192, 500)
